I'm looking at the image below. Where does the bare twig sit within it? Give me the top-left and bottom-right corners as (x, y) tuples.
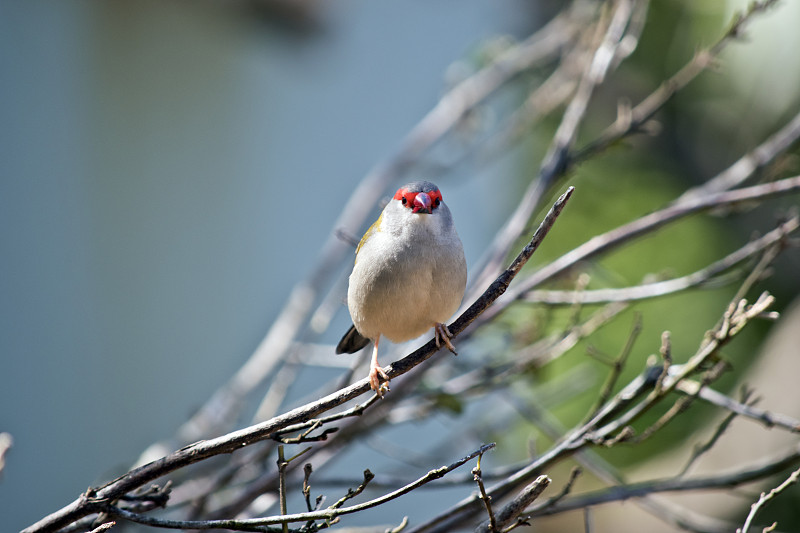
(529, 444), (800, 517)
(468, 0), (640, 302)
(329, 469), (375, 510)
(632, 360), (729, 445)
(476, 0), (651, 166)
(538, 467), (583, 511)
(302, 463), (316, 513)
(738, 466), (800, 533)
(523, 215), (799, 305)
(584, 507), (593, 533)
(271, 394), (382, 439)
(540, 0), (635, 176)
(506, 302), (630, 374)
(679, 109), (800, 202)
(573, 0), (783, 167)
(103, 444), (496, 531)
(500, 390), (734, 533)
(589, 291), (776, 445)
(472, 453), (496, 532)
(674, 380), (800, 433)
(654, 330), (672, 394)
(491, 176), (800, 322)
(276, 447), (288, 532)
(587, 314), (642, 419)
(680, 410), (740, 478)
(275, 446), (310, 532)
(388, 517), (410, 533)
(87, 523), (115, 533)
(475, 475), (551, 533)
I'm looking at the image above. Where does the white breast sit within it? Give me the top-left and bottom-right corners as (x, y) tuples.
(347, 199), (466, 343)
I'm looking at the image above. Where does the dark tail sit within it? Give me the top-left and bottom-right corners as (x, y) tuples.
(336, 325), (370, 354)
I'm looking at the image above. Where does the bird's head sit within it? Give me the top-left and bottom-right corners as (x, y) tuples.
(353, 180), (457, 260)
(393, 181), (443, 215)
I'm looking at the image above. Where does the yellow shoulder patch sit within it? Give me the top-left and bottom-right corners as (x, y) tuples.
(355, 211), (383, 261)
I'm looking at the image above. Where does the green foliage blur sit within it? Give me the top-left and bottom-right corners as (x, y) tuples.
(479, 1), (800, 523)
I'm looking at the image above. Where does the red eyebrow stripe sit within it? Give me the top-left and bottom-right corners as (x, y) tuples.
(393, 188), (443, 203)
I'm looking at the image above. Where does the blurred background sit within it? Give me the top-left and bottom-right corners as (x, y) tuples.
(2, 1), (800, 532)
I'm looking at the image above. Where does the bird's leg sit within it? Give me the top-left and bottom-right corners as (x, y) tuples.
(434, 322), (457, 355)
(369, 336), (390, 396)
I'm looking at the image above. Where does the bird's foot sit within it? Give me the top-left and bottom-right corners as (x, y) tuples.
(369, 362), (390, 397)
(434, 322), (457, 355)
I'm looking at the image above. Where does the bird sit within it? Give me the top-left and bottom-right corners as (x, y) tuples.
(336, 180), (467, 396)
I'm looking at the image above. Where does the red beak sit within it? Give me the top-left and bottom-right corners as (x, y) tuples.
(413, 192), (432, 214)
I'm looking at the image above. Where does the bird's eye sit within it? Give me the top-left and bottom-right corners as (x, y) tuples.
(434, 198), (441, 207)
(401, 197), (408, 205)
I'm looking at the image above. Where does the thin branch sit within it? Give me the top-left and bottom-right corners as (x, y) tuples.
(472, 453), (497, 532)
(523, 215), (799, 304)
(276, 446), (311, 532)
(587, 313), (642, 419)
(738, 466), (800, 533)
(632, 360), (729, 445)
(271, 394), (382, 438)
(329, 468), (375, 513)
(517, 302), (631, 370)
(476, 0), (651, 167)
(541, 0), (635, 176)
(87, 523), (115, 533)
(675, 380), (800, 433)
(389, 517), (410, 533)
(277, 447), (288, 532)
(583, 507), (593, 533)
(302, 463), (316, 514)
(529, 445), (800, 518)
(588, 291), (776, 445)
(307, 462), (535, 492)
(475, 475), (552, 533)
(104, 444), (496, 531)
(653, 330), (672, 394)
(537, 467), (583, 511)
(679, 408), (741, 478)
(679, 109), (800, 202)
(489, 175), (800, 324)
(572, 0), (782, 167)
(468, 0), (640, 302)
